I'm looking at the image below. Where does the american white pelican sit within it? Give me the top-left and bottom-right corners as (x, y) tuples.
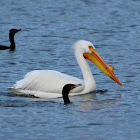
(8, 40), (122, 98)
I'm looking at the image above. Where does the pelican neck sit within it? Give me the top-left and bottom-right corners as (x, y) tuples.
(75, 51), (96, 92)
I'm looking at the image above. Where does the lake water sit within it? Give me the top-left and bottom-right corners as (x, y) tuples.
(0, 0), (140, 139)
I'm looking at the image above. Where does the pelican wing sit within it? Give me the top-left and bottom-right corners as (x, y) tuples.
(14, 70), (84, 94)
(8, 88), (62, 98)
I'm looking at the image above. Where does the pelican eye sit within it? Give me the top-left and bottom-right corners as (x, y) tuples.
(88, 46), (94, 52)
(88, 46), (92, 49)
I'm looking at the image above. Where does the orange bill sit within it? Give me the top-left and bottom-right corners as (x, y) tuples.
(83, 50), (122, 86)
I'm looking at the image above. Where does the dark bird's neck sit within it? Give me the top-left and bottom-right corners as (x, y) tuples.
(62, 89), (71, 104)
(9, 33), (15, 51)
(63, 95), (71, 104)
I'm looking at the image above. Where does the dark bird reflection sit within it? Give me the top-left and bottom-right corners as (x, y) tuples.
(0, 29), (21, 51)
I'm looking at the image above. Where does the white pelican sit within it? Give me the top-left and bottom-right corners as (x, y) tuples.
(8, 40), (122, 98)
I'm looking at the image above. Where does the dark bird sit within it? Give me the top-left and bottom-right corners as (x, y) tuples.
(0, 29), (21, 51)
(62, 84), (81, 104)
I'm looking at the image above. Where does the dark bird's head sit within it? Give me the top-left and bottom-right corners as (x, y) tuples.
(9, 29), (21, 36)
(62, 84), (82, 104)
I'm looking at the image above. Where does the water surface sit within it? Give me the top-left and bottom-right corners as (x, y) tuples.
(0, 0), (140, 139)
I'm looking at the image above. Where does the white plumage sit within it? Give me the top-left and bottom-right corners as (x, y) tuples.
(9, 40), (122, 98)
(14, 70), (85, 94)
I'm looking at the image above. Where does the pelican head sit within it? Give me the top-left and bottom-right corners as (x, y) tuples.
(74, 40), (122, 86)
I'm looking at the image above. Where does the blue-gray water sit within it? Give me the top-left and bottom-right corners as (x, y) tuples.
(0, 0), (140, 139)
